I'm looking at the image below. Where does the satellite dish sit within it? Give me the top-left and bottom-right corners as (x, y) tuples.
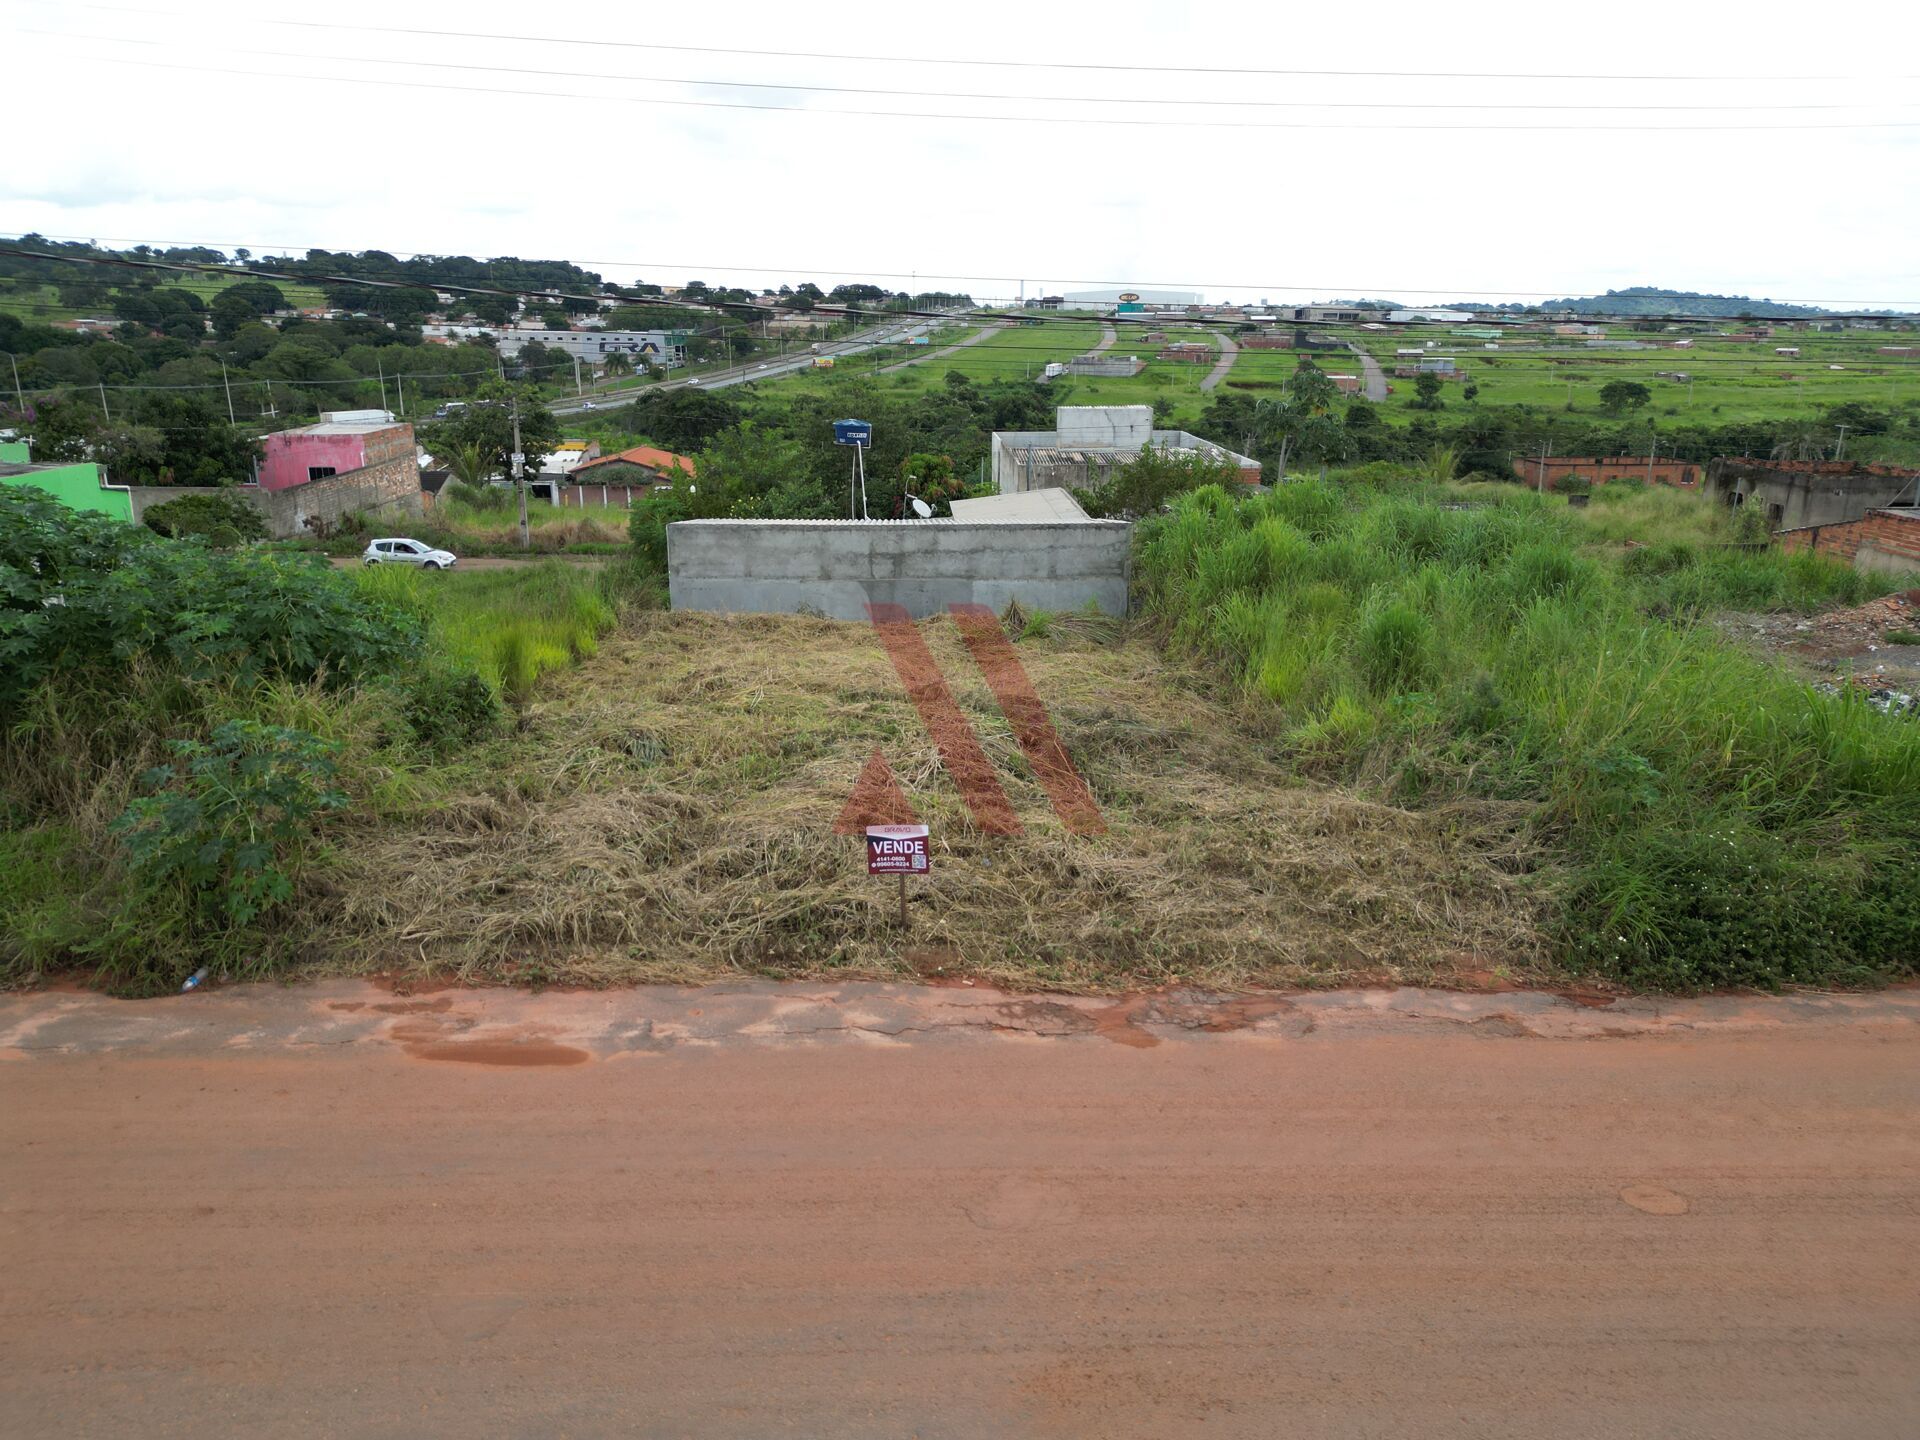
(908, 495), (933, 520)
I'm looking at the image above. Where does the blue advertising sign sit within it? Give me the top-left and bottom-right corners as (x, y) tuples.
(832, 419), (873, 448)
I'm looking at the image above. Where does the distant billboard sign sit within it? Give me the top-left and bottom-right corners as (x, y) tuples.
(832, 418), (872, 447)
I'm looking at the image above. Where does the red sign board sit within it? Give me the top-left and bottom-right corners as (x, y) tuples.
(866, 824), (930, 875)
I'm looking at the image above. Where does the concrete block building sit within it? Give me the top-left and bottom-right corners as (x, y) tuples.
(257, 413), (422, 531)
(990, 406), (1261, 494)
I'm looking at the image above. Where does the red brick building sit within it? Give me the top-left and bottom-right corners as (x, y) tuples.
(1509, 456), (1702, 490)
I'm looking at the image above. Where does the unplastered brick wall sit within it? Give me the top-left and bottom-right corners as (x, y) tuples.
(261, 455), (421, 536)
(1509, 456), (1700, 489)
(1776, 510), (1920, 570)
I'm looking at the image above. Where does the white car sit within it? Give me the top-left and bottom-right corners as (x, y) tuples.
(362, 537), (457, 570)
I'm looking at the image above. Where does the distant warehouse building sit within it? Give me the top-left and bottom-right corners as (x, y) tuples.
(499, 327), (690, 367)
(1062, 288), (1204, 306)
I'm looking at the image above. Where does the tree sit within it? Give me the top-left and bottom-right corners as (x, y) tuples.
(615, 387), (744, 450)
(1412, 372), (1447, 411)
(1598, 380), (1652, 416)
(603, 351), (634, 379)
(1075, 445), (1242, 519)
(538, 307), (573, 330)
(420, 380), (561, 485)
(437, 439), (498, 489)
(1255, 360), (1354, 478)
(689, 422), (817, 517)
(210, 281), (287, 338)
(897, 452), (964, 512)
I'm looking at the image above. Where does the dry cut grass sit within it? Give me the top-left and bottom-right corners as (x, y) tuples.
(309, 611), (1553, 991)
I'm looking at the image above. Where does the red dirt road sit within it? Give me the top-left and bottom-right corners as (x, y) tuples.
(3, 981), (1917, 1438)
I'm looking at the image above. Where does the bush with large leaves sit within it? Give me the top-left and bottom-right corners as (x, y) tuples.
(0, 486), (422, 717)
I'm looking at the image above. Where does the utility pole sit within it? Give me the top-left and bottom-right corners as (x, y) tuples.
(511, 391), (529, 552)
(397, 371), (406, 418)
(1646, 435), (1657, 485)
(572, 353), (583, 397)
(220, 360), (236, 424)
(1537, 440), (1549, 495)
(376, 358), (389, 416)
(2, 352), (21, 415)
(98, 382), (110, 421)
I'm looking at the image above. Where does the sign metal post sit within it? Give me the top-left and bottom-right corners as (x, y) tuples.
(865, 823), (929, 928)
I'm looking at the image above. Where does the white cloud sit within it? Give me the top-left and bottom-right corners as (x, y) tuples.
(4, 0), (1917, 308)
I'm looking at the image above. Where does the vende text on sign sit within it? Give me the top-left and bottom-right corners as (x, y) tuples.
(866, 823), (930, 875)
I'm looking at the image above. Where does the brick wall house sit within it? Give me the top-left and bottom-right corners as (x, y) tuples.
(1775, 509), (1920, 575)
(256, 413), (421, 533)
(1509, 456), (1702, 490)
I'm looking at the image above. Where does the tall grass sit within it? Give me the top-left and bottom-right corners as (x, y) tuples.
(354, 563), (617, 700)
(1137, 481), (1920, 990)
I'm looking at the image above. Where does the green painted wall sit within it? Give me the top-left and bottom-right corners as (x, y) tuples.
(0, 441), (30, 463)
(0, 462), (134, 522)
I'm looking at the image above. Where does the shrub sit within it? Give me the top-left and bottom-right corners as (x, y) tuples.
(113, 720), (346, 935)
(1, 487), (422, 718)
(1621, 541), (1697, 578)
(1357, 601), (1435, 694)
(141, 491), (268, 543)
(403, 667), (500, 747)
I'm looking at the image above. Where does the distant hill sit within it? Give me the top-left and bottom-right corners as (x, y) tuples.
(1470, 288), (1876, 319)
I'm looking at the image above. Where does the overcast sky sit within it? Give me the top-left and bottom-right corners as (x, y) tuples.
(6, 0), (1918, 308)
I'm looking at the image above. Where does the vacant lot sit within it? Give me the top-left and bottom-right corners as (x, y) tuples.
(313, 610), (1546, 990)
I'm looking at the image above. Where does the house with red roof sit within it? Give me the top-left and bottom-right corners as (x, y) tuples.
(576, 445), (696, 487)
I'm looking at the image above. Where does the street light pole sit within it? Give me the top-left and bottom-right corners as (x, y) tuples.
(2, 351), (23, 415)
(511, 391), (529, 552)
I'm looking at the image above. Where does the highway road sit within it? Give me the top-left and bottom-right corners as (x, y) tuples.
(545, 313), (955, 417)
(4, 978), (1917, 1438)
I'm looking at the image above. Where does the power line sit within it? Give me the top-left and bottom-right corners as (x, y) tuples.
(76, 6), (1917, 83)
(25, 31), (1915, 112)
(65, 54), (1920, 133)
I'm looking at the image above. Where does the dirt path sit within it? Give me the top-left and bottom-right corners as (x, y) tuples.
(5, 980), (1917, 1439)
(1349, 340), (1389, 401)
(328, 554), (608, 570)
(1200, 329), (1240, 391)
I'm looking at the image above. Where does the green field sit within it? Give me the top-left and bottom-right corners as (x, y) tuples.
(1338, 326), (1920, 426)
(733, 310), (1920, 440)
(0, 272), (331, 323)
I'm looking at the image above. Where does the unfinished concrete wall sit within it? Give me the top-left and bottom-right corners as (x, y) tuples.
(1064, 356), (1144, 378)
(1706, 459), (1920, 530)
(1057, 406), (1153, 448)
(667, 518), (1132, 620)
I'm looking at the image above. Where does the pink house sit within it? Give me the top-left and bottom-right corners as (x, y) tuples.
(258, 412), (415, 493)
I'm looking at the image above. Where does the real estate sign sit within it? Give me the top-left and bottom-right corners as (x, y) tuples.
(866, 824), (930, 875)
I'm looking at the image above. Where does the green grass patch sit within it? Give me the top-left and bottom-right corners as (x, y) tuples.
(1137, 477), (1920, 990)
(354, 563), (619, 701)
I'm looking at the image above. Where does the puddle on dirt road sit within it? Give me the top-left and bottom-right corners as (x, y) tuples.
(402, 1034), (590, 1067)
(1619, 1184), (1690, 1216)
(963, 1176), (1082, 1230)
